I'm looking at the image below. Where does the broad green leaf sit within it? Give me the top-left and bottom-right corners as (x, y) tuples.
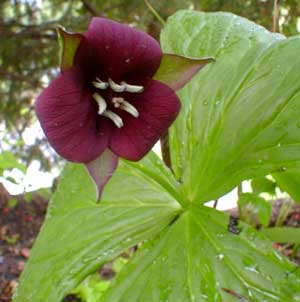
(103, 205), (300, 302)
(261, 227), (300, 243)
(251, 176), (276, 196)
(238, 192), (272, 226)
(153, 53), (215, 91)
(14, 153), (181, 302)
(273, 171), (300, 203)
(57, 26), (82, 71)
(161, 11), (300, 203)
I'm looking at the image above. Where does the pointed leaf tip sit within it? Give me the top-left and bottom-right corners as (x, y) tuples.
(57, 26), (83, 72)
(85, 149), (119, 201)
(153, 53), (215, 91)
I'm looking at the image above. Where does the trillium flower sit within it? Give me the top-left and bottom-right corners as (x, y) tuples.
(36, 17), (214, 196)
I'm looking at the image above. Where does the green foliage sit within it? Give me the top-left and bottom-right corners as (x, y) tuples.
(0, 151), (26, 174)
(251, 177), (277, 196)
(71, 258), (128, 302)
(14, 153), (181, 302)
(1, 0), (300, 169)
(103, 206), (298, 302)
(261, 227), (300, 243)
(238, 193), (272, 226)
(162, 10), (300, 204)
(12, 6), (300, 302)
(273, 171), (300, 203)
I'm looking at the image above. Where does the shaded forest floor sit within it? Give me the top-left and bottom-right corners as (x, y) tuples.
(1, 184), (300, 302)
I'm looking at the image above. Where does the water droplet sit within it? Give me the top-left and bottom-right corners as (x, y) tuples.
(217, 254), (224, 260)
(245, 265), (259, 273)
(105, 45), (110, 50)
(248, 289), (254, 297)
(279, 166), (287, 172)
(215, 100), (220, 106)
(203, 100), (208, 106)
(258, 159), (262, 164)
(125, 58), (131, 63)
(277, 142), (281, 147)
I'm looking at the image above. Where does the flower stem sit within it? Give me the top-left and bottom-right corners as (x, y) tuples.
(144, 0), (166, 27)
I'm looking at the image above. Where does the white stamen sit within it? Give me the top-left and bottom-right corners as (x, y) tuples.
(92, 78), (109, 89)
(108, 78), (125, 92)
(93, 93), (107, 114)
(120, 100), (139, 118)
(112, 97), (139, 118)
(102, 110), (124, 128)
(121, 81), (144, 93)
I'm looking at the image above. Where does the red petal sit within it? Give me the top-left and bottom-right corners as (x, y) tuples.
(75, 18), (162, 81)
(36, 69), (110, 163)
(109, 79), (180, 161)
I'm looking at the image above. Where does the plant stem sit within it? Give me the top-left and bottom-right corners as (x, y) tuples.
(273, 0), (280, 33)
(144, 0), (166, 27)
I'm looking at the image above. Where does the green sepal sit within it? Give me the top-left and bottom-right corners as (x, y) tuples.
(153, 53), (215, 91)
(57, 26), (83, 71)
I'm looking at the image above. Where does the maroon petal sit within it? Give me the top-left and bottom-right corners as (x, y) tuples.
(36, 69), (110, 163)
(109, 79), (181, 161)
(75, 17), (162, 81)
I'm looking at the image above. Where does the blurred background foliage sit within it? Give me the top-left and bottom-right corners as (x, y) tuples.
(1, 0), (300, 174)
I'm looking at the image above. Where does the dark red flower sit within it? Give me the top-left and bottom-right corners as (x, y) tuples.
(36, 18), (180, 163)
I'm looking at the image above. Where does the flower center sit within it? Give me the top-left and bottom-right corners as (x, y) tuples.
(91, 78), (144, 128)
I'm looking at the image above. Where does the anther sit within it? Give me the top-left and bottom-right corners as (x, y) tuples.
(121, 81), (144, 93)
(120, 100), (139, 117)
(92, 78), (109, 89)
(102, 110), (124, 128)
(108, 78), (125, 93)
(92, 93), (107, 114)
(112, 97), (139, 118)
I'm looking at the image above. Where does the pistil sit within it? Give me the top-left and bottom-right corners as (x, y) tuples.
(91, 77), (142, 128)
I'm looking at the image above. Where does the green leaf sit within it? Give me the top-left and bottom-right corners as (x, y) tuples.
(161, 11), (300, 203)
(153, 53), (215, 91)
(57, 26), (83, 71)
(260, 227), (300, 243)
(238, 193), (272, 226)
(14, 153), (181, 302)
(103, 205), (300, 302)
(0, 151), (26, 173)
(273, 171), (300, 203)
(251, 177), (276, 196)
